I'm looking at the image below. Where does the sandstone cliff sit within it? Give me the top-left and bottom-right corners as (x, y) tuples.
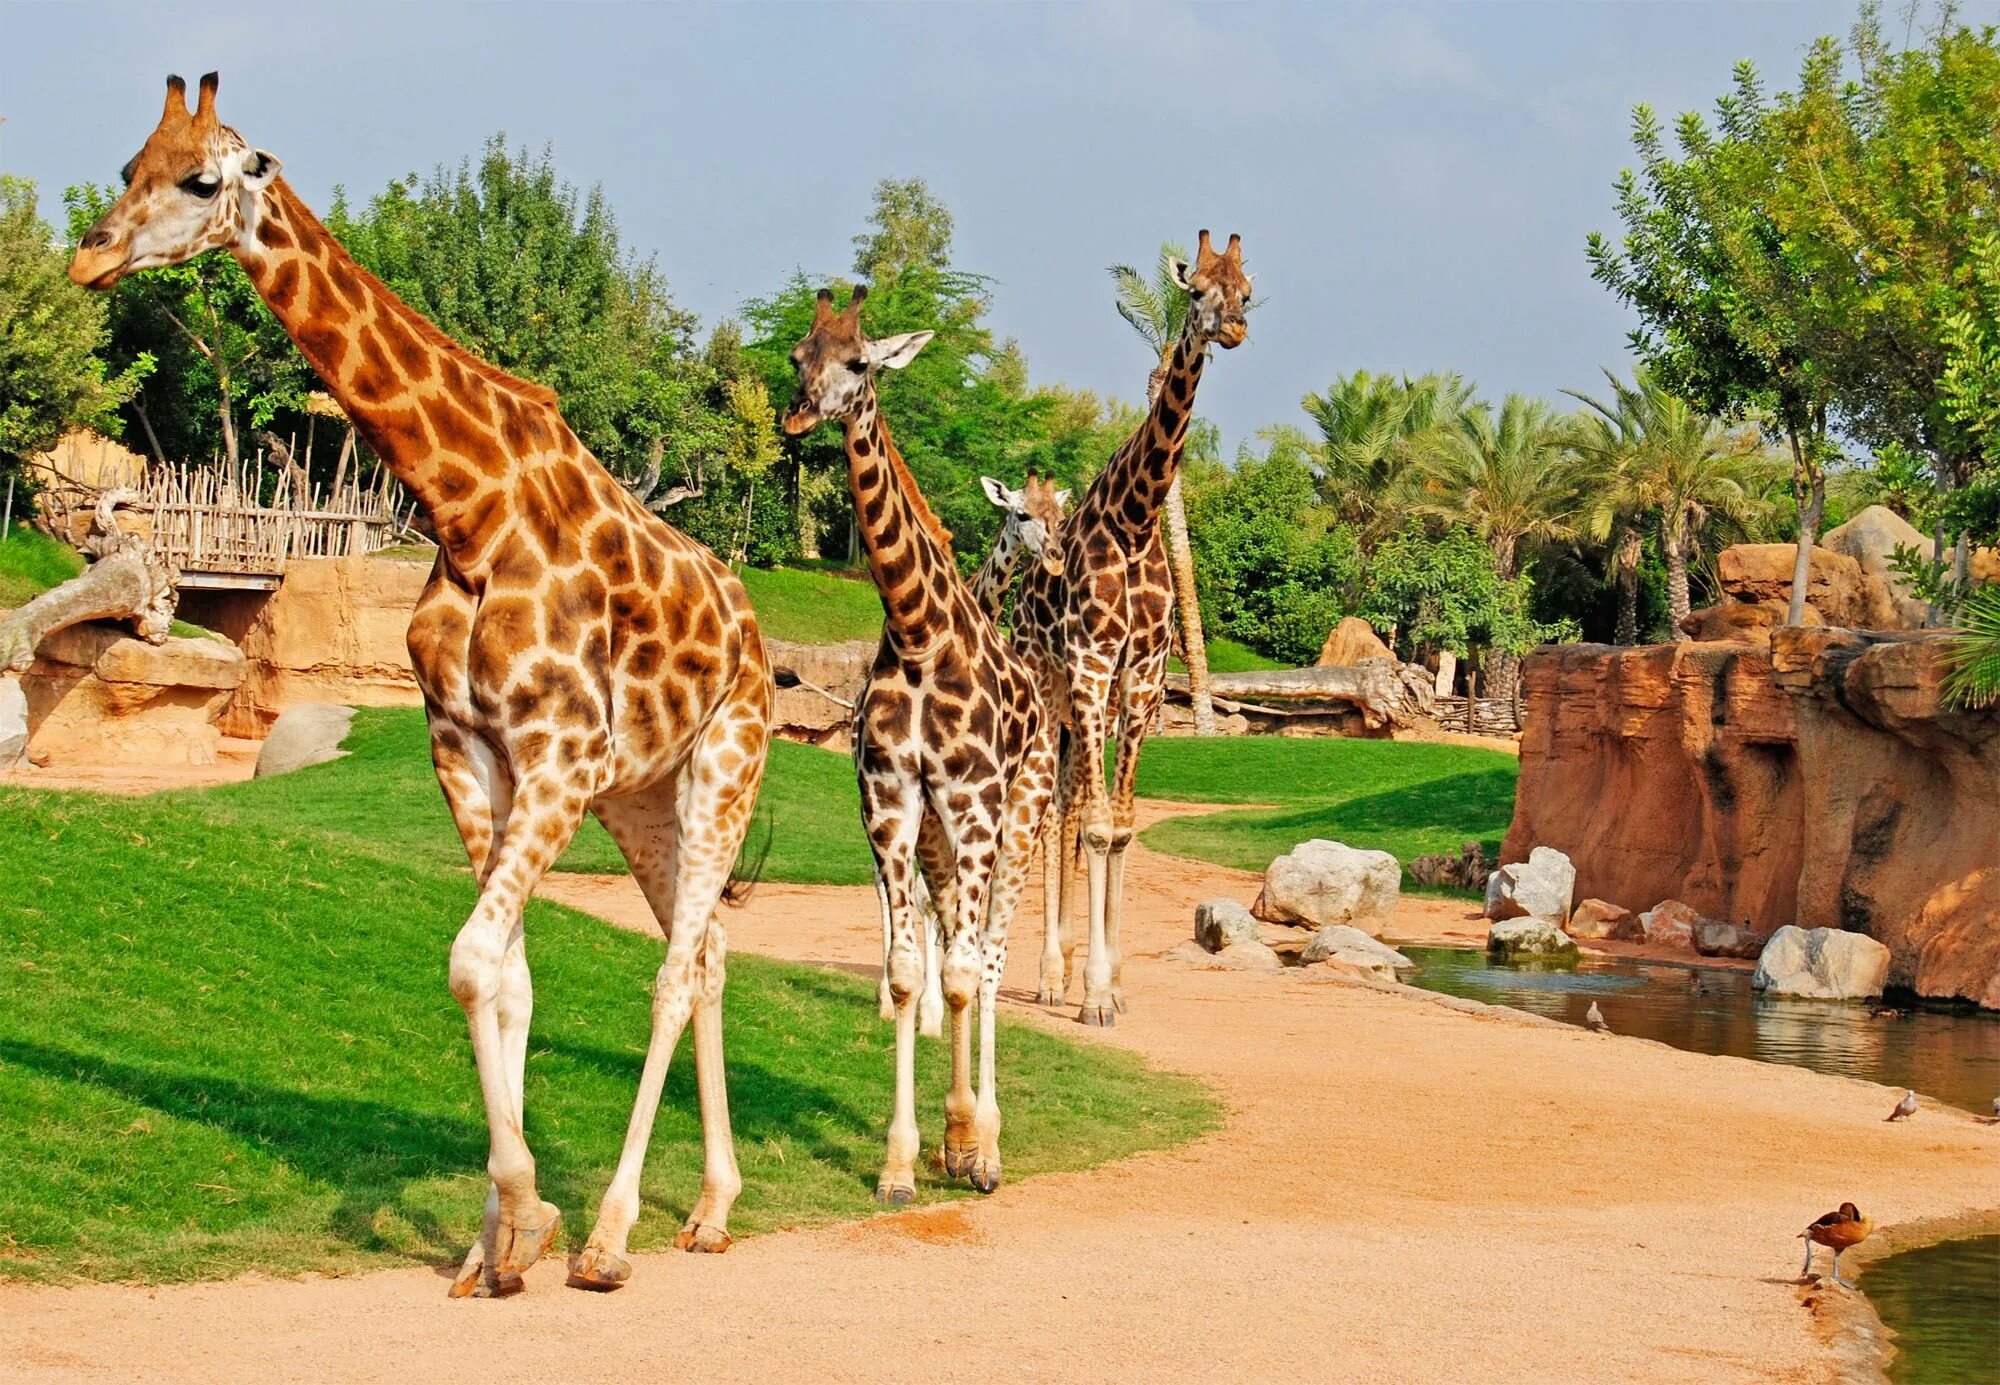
(1503, 630), (1999, 1008)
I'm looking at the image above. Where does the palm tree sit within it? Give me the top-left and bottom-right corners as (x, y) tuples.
(1295, 370), (1473, 543)
(1569, 370), (1772, 637)
(1110, 244), (1218, 729)
(1944, 584), (2000, 707)
(1409, 394), (1587, 700)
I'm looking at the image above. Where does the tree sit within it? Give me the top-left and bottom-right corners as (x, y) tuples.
(1356, 526), (1557, 665)
(1296, 369), (1474, 540)
(1570, 369), (1773, 635)
(1109, 243), (1218, 731)
(0, 178), (139, 474)
(852, 177), (955, 282)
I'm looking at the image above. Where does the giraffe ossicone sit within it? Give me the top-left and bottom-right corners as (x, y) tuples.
(73, 73), (777, 1297)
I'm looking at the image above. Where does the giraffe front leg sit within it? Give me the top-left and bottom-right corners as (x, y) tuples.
(915, 813), (954, 1040)
(862, 775), (926, 1205)
(1036, 734), (1078, 1006)
(937, 827), (993, 1184)
(1070, 661), (1118, 1027)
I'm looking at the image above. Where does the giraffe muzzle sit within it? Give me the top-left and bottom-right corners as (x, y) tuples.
(68, 227), (130, 290)
(781, 402), (820, 436)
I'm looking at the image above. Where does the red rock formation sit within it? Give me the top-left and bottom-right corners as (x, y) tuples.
(1316, 616), (1393, 667)
(1504, 631), (2000, 1007)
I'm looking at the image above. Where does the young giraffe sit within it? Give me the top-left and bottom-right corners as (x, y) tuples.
(71, 74), (774, 1296)
(782, 287), (1058, 1200)
(1016, 230), (1253, 1025)
(892, 472), (1070, 1036)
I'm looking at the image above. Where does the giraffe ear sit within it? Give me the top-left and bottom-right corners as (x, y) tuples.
(1168, 257), (1194, 291)
(240, 149), (281, 188)
(866, 330), (933, 371)
(1054, 489), (1072, 510)
(981, 475), (1021, 509)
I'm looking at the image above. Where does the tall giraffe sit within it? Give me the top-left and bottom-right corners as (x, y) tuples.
(71, 74), (774, 1296)
(782, 287), (1057, 1201)
(1016, 230), (1253, 1026)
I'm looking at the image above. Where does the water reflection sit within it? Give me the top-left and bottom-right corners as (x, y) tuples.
(1865, 1234), (2000, 1384)
(1401, 948), (2000, 1114)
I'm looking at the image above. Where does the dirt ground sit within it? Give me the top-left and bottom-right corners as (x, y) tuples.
(4, 802), (1997, 1384)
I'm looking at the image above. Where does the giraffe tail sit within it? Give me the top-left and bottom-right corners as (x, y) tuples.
(722, 810), (774, 907)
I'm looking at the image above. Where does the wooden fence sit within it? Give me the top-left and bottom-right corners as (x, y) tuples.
(138, 460), (400, 578)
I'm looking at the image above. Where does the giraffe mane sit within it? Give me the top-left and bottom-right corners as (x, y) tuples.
(873, 417), (953, 550)
(275, 181), (561, 411)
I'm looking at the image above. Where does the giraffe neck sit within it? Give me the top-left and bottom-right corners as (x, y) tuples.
(969, 521), (1025, 619)
(844, 393), (960, 653)
(1097, 323), (1206, 536)
(230, 178), (569, 568)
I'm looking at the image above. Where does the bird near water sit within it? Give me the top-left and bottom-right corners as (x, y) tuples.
(1799, 1203), (1874, 1288)
(1885, 1089), (1918, 1122)
(1585, 1001), (1607, 1031)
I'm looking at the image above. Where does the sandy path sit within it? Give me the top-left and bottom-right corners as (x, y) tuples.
(5, 803), (1997, 1384)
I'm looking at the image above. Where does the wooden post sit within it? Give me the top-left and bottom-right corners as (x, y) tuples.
(1466, 671), (1478, 734)
(2, 475), (13, 542)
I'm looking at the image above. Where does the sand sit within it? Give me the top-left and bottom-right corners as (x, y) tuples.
(4, 803), (1996, 1384)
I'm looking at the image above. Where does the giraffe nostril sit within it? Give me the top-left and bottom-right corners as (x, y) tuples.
(86, 229), (114, 251)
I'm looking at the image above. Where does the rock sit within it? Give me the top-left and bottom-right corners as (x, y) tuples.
(1483, 846), (1575, 924)
(0, 675), (26, 765)
(16, 623), (244, 767)
(1566, 898), (1639, 941)
(1716, 543), (1905, 630)
(1486, 917), (1579, 961)
(1316, 616), (1393, 668)
(1639, 899), (1704, 949)
(1409, 841), (1491, 892)
(1194, 899), (1262, 953)
(1752, 924), (1893, 1000)
(1299, 924), (1414, 977)
(1822, 506), (1933, 628)
(1252, 840), (1401, 928)
(1679, 597), (1821, 648)
(1693, 918), (1771, 959)
(255, 703), (357, 779)
(1209, 938), (1285, 971)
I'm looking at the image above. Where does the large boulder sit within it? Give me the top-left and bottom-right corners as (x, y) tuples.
(1752, 924), (1892, 1000)
(1299, 924), (1414, 978)
(1486, 917), (1579, 961)
(1315, 616), (1393, 668)
(1822, 505), (1932, 627)
(1567, 898), (1640, 941)
(1483, 846), (1575, 924)
(1194, 899), (1262, 953)
(0, 675), (26, 766)
(1716, 543), (1905, 630)
(1679, 597), (1822, 648)
(1693, 918), (1771, 959)
(1207, 939), (1285, 971)
(16, 623), (244, 767)
(255, 702), (357, 779)
(1253, 840), (1401, 929)
(1639, 899), (1704, 949)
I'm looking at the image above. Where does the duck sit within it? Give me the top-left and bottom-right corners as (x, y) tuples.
(1799, 1203), (1874, 1287)
(1884, 1089), (1918, 1122)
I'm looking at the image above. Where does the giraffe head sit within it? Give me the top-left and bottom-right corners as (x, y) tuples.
(1170, 230), (1254, 349)
(69, 73), (281, 290)
(780, 286), (933, 435)
(981, 473), (1070, 576)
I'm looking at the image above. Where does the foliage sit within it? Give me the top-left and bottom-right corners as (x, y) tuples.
(0, 745), (1215, 1283)
(851, 177), (955, 282)
(1295, 370), (1474, 538)
(1407, 394), (1587, 580)
(1356, 526), (1561, 659)
(0, 523), (84, 608)
(1107, 242), (1190, 375)
(0, 178), (140, 476)
(1943, 582), (2000, 707)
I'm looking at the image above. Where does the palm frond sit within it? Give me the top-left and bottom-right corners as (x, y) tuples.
(1945, 584), (2000, 708)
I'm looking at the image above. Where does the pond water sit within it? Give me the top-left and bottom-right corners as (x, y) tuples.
(1397, 947), (2000, 1115)
(1864, 1234), (2000, 1384)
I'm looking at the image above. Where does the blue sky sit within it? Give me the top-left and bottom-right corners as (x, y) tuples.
(2, 1), (1973, 453)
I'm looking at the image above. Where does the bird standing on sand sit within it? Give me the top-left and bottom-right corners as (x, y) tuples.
(1585, 1001), (1608, 1031)
(1885, 1089), (1918, 1122)
(1799, 1203), (1873, 1287)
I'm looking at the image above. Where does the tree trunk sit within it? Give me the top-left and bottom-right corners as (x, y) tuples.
(1162, 475), (1215, 736)
(1614, 526), (1641, 646)
(132, 395), (167, 465)
(1485, 535), (1521, 709)
(1785, 426), (1825, 628)
(1663, 517), (1691, 637)
(0, 494), (176, 674)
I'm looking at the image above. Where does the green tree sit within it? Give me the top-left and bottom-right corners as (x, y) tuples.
(0, 177), (140, 474)
(1569, 369), (1774, 635)
(1356, 526), (1557, 665)
(1296, 369), (1474, 539)
(852, 177), (955, 282)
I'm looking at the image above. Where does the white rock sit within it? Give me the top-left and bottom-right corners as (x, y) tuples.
(255, 703), (357, 779)
(0, 675), (26, 766)
(1752, 925), (1892, 1001)
(1299, 924), (1414, 978)
(1486, 916), (1579, 961)
(1208, 939), (1285, 971)
(1194, 899), (1262, 953)
(1483, 846), (1576, 924)
(1252, 839), (1401, 928)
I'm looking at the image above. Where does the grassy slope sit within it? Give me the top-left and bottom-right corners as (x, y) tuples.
(1134, 737), (1519, 892)
(0, 777), (1214, 1285)
(0, 526), (84, 608)
(735, 564), (886, 645)
(1171, 636), (1286, 674)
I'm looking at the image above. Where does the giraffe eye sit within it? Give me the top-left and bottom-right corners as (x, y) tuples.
(847, 358), (869, 374)
(180, 173), (221, 199)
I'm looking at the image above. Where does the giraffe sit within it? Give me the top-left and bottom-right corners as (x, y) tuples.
(782, 287), (1058, 1201)
(1016, 230), (1253, 1026)
(71, 74), (774, 1296)
(889, 472), (1070, 1038)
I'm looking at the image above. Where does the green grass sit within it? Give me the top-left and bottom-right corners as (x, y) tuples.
(734, 564), (886, 645)
(1171, 636), (1287, 674)
(0, 770), (1216, 1285)
(1134, 737), (1519, 893)
(0, 525), (85, 608)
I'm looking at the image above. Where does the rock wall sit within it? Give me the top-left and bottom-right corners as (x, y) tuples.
(1504, 630), (2000, 1007)
(178, 556), (430, 737)
(19, 622), (244, 766)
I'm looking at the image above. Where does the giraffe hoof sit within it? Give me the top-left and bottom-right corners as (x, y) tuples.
(875, 1181), (916, 1206)
(969, 1160), (1002, 1195)
(495, 1201), (562, 1279)
(674, 1221), (733, 1254)
(1112, 990), (1128, 1014)
(943, 1136), (978, 1179)
(1078, 1002), (1115, 1028)
(565, 1246), (630, 1291)
(449, 1257), (524, 1300)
